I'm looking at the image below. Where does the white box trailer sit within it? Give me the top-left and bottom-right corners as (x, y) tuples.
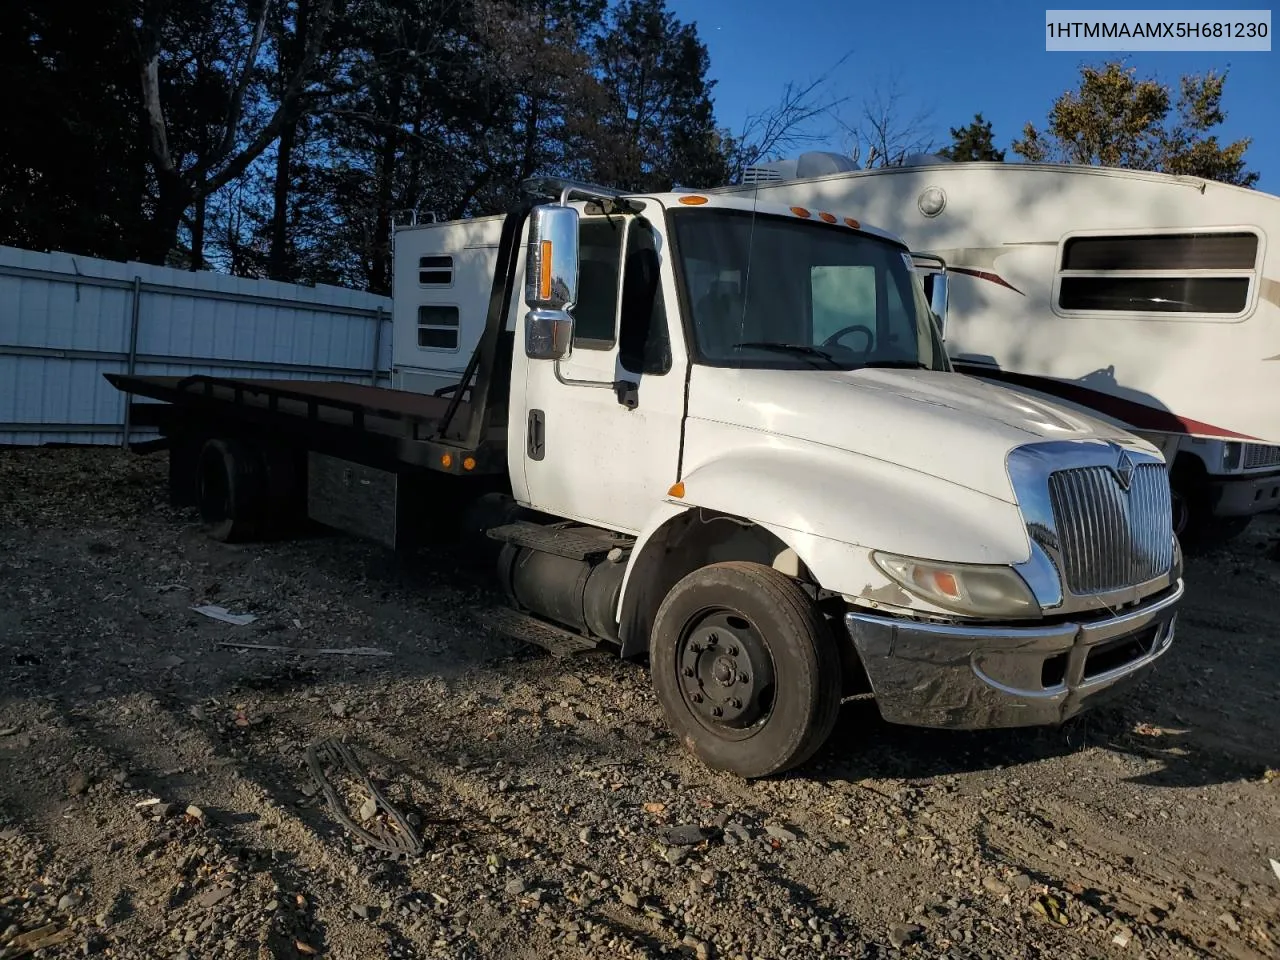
(713, 155), (1280, 546)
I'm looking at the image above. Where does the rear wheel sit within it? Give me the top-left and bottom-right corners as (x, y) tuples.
(649, 561), (843, 779)
(196, 438), (265, 543)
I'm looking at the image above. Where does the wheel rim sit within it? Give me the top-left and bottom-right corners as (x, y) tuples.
(675, 609), (776, 741)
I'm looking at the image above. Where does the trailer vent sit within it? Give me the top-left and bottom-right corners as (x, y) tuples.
(741, 165), (785, 185)
(1047, 462), (1173, 595)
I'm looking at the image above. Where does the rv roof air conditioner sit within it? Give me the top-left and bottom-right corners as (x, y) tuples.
(740, 151), (860, 185)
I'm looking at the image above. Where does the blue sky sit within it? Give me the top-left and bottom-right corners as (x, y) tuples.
(670, 0), (1279, 192)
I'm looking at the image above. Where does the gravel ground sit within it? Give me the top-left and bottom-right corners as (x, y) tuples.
(1, 446), (1278, 960)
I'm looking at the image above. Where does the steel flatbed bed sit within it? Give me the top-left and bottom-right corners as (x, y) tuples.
(105, 372), (508, 476)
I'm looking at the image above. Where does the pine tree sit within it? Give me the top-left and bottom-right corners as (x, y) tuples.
(937, 113), (1005, 162)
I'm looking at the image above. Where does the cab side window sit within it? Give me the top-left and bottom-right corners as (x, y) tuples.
(574, 216), (624, 348)
(618, 218), (672, 376)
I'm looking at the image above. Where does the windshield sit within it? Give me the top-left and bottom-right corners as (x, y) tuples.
(670, 208), (948, 372)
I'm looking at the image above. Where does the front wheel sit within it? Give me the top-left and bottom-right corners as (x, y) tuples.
(1172, 480), (1253, 553)
(649, 561), (843, 779)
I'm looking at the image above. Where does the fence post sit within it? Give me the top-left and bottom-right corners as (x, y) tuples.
(120, 275), (142, 449)
(370, 306), (384, 385)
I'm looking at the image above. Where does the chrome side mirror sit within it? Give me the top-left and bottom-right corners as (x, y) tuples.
(524, 204), (579, 360)
(912, 252), (948, 340)
(928, 272), (948, 338)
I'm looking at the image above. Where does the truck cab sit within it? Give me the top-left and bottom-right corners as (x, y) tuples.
(485, 183), (1183, 776)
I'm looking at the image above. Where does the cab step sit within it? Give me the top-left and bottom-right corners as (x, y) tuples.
(485, 520), (633, 562)
(477, 606), (600, 657)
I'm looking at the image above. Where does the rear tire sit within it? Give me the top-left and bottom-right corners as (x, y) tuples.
(649, 561), (843, 779)
(197, 438), (265, 543)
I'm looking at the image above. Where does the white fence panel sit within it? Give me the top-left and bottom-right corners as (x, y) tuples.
(0, 245), (393, 446)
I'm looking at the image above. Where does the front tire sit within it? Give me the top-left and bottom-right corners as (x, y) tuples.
(649, 561), (843, 779)
(1173, 478), (1252, 553)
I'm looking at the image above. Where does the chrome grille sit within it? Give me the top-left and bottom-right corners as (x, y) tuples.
(1244, 443), (1280, 470)
(1047, 463), (1173, 595)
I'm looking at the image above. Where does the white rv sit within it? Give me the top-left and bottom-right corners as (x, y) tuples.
(713, 155), (1280, 546)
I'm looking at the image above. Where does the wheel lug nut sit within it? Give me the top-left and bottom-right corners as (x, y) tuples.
(691, 693), (703, 703)
(711, 707), (723, 717)
(738, 673), (750, 684)
(682, 667), (694, 677)
(707, 634), (718, 645)
(729, 698), (742, 709)
(727, 645), (739, 656)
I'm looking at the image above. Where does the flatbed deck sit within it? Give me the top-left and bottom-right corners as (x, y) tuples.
(106, 373), (507, 475)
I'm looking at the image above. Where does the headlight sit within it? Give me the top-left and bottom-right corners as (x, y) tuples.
(871, 552), (1042, 618)
(1222, 442), (1242, 471)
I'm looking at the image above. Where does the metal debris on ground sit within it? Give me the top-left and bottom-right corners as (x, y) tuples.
(216, 641), (392, 657)
(304, 737), (423, 856)
(191, 604), (258, 625)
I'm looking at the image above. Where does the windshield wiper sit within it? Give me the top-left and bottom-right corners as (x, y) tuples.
(730, 342), (842, 366)
(857, 360), (931, 369)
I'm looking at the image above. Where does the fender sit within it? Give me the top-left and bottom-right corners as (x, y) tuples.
(614, 439), (1032, 655)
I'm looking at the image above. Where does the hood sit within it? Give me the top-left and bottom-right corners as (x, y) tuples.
(686, 365), (1154, 503)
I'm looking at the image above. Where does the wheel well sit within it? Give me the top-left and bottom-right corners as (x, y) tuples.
(1170, 450), (1209, 486)
(617, 508), (812, 659)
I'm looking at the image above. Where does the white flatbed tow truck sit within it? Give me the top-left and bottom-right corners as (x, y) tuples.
(108, 178), (1183, 778)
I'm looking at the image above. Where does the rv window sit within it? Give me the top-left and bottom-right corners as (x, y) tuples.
(1059, 276), (1250, 314)
(417, 305), (460, 349)
(419, 255), (453, 285)
(1061, 233), (1258, 271)
(573, 216), (624, 348)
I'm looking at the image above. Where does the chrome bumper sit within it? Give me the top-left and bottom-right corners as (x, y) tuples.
(844, 580), (1183, 729)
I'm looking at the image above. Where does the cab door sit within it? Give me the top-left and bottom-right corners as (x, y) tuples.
(517, 209), (687, 534)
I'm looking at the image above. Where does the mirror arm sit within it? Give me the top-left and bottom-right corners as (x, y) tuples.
(552, 363), (639, 409)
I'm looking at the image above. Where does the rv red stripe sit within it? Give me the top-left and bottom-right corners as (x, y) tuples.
(948, 267), (1025, 296)
(953, 363), (1260, 440)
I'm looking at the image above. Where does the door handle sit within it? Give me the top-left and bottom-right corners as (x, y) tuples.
(527, 409), (545, 461)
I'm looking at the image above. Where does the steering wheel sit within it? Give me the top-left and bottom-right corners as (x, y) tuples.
(821, 324), (874, 352)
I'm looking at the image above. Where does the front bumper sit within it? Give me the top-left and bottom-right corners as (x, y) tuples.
(1206, 471), (1280, 517)
(844, 580), (1183, 729)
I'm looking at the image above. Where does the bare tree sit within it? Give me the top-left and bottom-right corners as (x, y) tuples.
(135, 0), (336, 266)
(836, 79), (937, 168)
(716, 50), (856, 182)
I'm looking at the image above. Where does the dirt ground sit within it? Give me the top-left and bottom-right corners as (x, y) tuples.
(1, 446), (1278, 960)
